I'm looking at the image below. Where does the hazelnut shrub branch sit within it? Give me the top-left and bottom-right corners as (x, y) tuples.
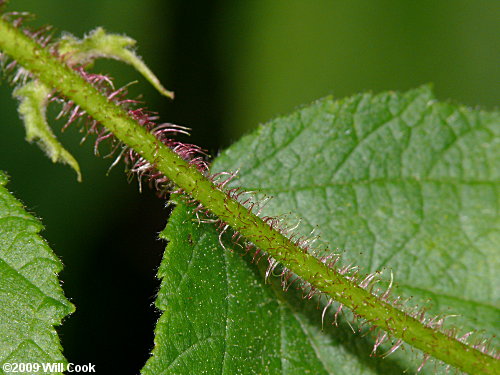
(0, 17), (497, 375)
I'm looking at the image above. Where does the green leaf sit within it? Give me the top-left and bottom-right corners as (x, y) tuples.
(58, 27), (174, 98)
(13, 81), (82, 181)
(216, 85), (499, 336)
(0, 171), (74, 374)
(143, 199), (415, 375)
(144, 87), (499, 374)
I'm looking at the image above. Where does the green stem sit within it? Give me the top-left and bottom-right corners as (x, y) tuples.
(0, 18), (497, 375)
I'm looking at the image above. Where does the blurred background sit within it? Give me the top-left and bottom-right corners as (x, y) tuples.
(0, 1), (498, 373)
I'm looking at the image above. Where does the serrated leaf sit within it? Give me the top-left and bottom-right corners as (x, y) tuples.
(144, 87), (499, 374)
(58, 27), (174, 98)
(13, 81), (82, 181)
(0, 171), (74, 375)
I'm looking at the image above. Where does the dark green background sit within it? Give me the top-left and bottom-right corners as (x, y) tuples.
(0, 1), (498, 373)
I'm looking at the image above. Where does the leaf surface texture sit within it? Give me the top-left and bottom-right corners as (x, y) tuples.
(143, 87), (499, 374)
(0, 172), (74, 374)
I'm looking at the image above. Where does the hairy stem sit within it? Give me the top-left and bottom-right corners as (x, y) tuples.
(0, 18), (497, 374)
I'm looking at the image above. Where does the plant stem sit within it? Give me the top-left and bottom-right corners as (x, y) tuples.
(0, 18), (497, 374)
